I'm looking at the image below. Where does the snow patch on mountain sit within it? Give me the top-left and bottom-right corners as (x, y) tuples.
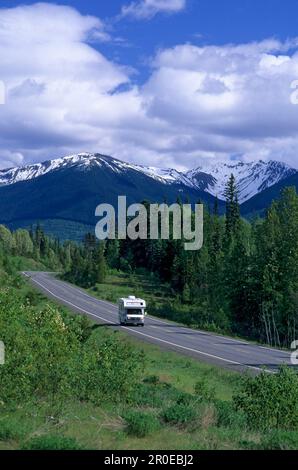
(185, 160), (297, 203)
(0, 153), (296, 204)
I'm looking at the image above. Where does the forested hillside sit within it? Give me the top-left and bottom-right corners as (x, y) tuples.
(64, 178), (298, 349)
(1, 213), (298, 450)
(1, 177), (298, 348)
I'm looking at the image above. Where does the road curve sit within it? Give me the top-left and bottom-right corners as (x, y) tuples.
(23, 271), (294, 374)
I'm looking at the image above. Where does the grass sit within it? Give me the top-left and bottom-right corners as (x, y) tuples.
(0, 399), (257, 450)
(89, 269), (291, 350)
(0, 264), (292, 451)
(0, 267), (247, 450)
(90, 269), (171, 310)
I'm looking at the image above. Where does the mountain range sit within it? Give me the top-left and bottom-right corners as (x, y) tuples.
(0, 152), (297, 241)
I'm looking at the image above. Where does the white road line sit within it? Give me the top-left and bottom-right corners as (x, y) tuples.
(28, 275), (275, 374)
(42, 274), (288, 354)
(149, 325), (173, 333)
(30, 272), (288, 359)
(38, 274), (118, 315)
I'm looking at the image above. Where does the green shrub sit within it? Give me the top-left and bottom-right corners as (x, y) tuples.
(77, 335), (144, 405)
(234, 366), (298, 431)
(0, 421), (25, 441)
(143, 375), (160, 385)
(131, 382), (192, 409)
(163, 403), (197, 426)
(194, 378), (215, 402)
(21, 435), (83, 450)
(215, 400), (247, 429)
(0, 288), (144, 407)
(260, 430), (298, 450)
(124, 411), (161, 437)
(24, 289), (42, 307)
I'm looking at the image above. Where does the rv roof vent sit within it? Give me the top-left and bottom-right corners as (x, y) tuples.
(128, 295), (136, 300)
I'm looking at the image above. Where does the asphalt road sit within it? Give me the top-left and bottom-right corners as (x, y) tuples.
(23, 271), (294, 374)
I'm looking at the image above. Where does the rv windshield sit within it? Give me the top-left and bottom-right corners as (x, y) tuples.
(127, 309), (142, 315)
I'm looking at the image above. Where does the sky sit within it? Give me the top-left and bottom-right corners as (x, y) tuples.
(1, 0), (298, 170)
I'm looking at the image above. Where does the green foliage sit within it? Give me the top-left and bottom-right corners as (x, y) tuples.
(0, 421), (26, 441)
(0, 285), (144, 407)
(260, 430), (298, 450)
(124, 411), (161, 437)
(63, 234), (107, 288)
(194, 378), (216, 402)
(131, 380), (193, 409)
(234, 366), (298, 431)
(163, 403), (197, 426)
(143, 375), (160, 385)
(95, 184), (298, 348)
(21, 435), (83, 450)
(2, 181), (298, 349)
(214, 400), (247, 429)
(75, 334), (144, 405)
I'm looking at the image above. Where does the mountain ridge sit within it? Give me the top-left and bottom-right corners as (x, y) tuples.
(0, 152), (296, 204)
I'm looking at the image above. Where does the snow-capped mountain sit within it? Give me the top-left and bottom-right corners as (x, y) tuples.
(0, 153), (140, 186)
(0, 152), (296, 204)
(185, 160), (297, 203)
(0, 153), (186, 188)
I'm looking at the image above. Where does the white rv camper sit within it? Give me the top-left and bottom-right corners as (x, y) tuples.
(118, 296), (146, 326)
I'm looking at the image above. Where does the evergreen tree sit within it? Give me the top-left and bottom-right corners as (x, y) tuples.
(224, 174), (240, 244)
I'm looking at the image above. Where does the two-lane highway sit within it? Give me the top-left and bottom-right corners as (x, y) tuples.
(23, 271), (294, 374)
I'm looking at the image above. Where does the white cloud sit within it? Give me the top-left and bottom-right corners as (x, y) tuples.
(121, 0), (186, 20)
(0, 151), (24, 170)
(1, 3), (298, 171)
(142, 40), (298, 168)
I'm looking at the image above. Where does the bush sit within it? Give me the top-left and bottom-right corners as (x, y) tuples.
(0, 293), (79, 404)
(77, 335), (144, 405)
(24, 289), (42, 307)
(21, 435), (83, 450)
(0, 287), (144, 407)
(194, 378), (215, 402)
(260, 430), (298, 450)
(143, 375), (160, 385)
(131, 382), (192, 409)
(215, 400), (247, 429)
(0, 421), (25, 441)
(234, 366), (298, 431)
(163, 403), (197, 426)
(124, 411), (161, 437)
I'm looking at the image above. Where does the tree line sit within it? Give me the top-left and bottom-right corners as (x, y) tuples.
(103, 176), (298, 348)
(0, 175), (297, 348)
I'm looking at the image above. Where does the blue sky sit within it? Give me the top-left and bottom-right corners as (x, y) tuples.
(2, 0), (298, 83)
(0, 1), (298, 170)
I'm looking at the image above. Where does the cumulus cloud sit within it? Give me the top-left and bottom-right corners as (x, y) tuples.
(0, 151), (24, 170)
(142, 39), (298, 168)
(1, 3), (298, 171)
(121, 0), (186, 20)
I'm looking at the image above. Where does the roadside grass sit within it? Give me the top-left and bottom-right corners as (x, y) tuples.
(1, 268), (295, 451)
(119, 335), (241, 401)
(0, 270), (248, 450)
(0, 397), (259, 450)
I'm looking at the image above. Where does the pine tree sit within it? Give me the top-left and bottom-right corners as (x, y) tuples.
(224, 174), (240, 244)
(96, 243), (107, 284)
